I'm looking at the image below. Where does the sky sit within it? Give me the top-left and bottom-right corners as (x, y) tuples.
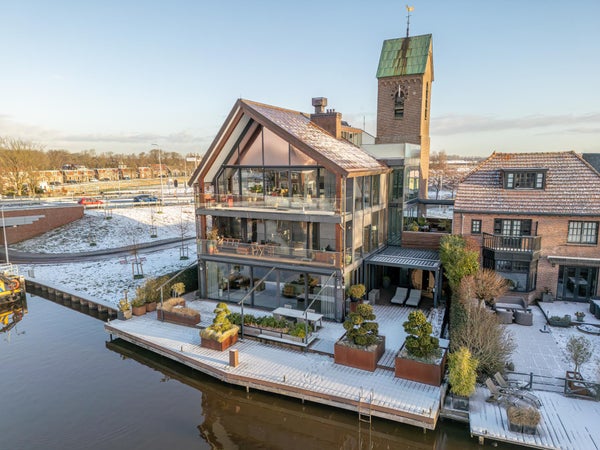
(2, 0), (600, 158)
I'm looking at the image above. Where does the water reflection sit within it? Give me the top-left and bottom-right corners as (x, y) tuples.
(1, 295), (27, 335)
(106, 339), (490, 450)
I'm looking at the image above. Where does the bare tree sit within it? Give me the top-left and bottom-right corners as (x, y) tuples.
(0, 138), (45, 195)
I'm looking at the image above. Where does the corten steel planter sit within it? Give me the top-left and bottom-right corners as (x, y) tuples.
(201, 330), (239, 351)
(145, 302), (157, 312)
(334, 335), (385, 372)
(394, 345), (447, 386)
(132, 304), (147, 316)
(156, 309), (200, 327)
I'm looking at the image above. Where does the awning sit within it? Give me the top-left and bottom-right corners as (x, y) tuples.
(547, 255), (600, 268)
(365, 247), (440, 270)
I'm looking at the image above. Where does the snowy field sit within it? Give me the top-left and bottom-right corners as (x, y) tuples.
(16, 205), (197, 306)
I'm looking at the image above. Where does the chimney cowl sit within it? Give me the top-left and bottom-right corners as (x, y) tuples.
(312, 97), (328, 114)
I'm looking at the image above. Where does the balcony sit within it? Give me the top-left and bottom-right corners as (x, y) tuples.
(195, 193), (340, 217)
(482, 233), (542, 253)
(198, 239), (343, 269)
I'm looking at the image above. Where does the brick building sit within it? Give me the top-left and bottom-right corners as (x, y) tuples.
(453, 151), (600, 303)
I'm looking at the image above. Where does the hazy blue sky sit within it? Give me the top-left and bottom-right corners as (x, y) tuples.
(2, 0), (599, 157)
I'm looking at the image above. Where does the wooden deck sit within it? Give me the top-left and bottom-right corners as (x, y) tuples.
(105, 305), (443, 430)
(469, 386), (600, 449)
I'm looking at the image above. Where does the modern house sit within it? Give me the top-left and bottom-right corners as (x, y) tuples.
(188, 33), (444, 320)
(453, 151), (600, 303)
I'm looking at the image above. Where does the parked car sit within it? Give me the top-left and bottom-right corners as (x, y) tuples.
(78, 197), (103, 205)
(133, 194), (159, 203)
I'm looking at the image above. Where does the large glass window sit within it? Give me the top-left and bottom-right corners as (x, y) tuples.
(290, 145), (316, 166)
(390, 169), (403, 203)
(483, 255), (537, 292)
(263, 128), (290, 165)
(237, 127), (263, 166)
(363, 176), (372, 208)
(372, 175), (380, 206)
(406, 168), (419, 201)
(567, 221), (599, 244)
(354, 177), (364, 211)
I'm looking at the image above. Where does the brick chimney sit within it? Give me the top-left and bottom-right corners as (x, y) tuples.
(310, 97), (342, 139)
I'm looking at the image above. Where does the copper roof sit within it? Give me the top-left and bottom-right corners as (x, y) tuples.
(454, 151), (600, 215)
(241, 100), (386, 174)
(376, 34), (432, 78)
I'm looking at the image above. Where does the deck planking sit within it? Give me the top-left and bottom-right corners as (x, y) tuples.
(105, 308), (442, 429)
(469, 386), (600, 449)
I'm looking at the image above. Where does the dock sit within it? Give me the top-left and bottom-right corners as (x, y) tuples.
(105, 300), (443, 430)
(26, 278), (118, 317)
(469, 386), (600, 449)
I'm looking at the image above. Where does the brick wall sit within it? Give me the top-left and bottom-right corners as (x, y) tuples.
(455, 212), (600, 299)
(0, 205), (84, 244)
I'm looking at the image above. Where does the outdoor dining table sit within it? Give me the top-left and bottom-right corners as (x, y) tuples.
(272, 307), (324, 330)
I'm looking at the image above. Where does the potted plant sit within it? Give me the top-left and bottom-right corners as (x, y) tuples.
(347, 284), (366, 313)
(575, 311), (586, 322)
(507, 406), (541, 434)
(117, 298), (132, 320)
(201, 302), (239, 351)
(447, 346), (478, 411)
(206, 228), (219, 254)
(334, 303), (385, 371)
(542, 287), (553, 303)
(131, 297), (146, 316)
(382, 276), (391, 289)
(395, 310), (446, 386)
(548, 314), (571, 327)
(145, 297), (157, 312)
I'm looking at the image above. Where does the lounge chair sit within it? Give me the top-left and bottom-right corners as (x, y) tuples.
(390, 287), (408, 305)
(488, 376), (541, 408)
(405, 289), (422, 307)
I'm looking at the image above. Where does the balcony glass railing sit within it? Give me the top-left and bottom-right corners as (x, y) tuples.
(197, 239), (342, 268)
(195, 194), (340, 214)
(482, 233), (542, 252)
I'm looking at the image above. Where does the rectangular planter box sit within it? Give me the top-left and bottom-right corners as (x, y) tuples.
(334, 335), (385, 372)
(201, 331), (238, 351)
(156, 309), (200, 327)
(394, 346), (447, 386)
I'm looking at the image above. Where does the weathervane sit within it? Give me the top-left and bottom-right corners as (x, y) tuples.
(406, 5), (414, 38)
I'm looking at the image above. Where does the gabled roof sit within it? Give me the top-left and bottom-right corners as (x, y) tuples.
(376, 34), (432, 78)
(189, 99), (387, 185)
(454, 151), (600, 216)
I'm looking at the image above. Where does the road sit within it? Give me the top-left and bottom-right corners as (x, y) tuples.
(0, 237), (196, 264)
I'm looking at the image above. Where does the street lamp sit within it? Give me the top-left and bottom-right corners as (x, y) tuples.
(1, 205), (9, 264)
(152, 143), (165, 208)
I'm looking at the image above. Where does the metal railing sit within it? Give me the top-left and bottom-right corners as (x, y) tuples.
(482, 233), (542, 252)
(506, 371), (600, 400)
(197, 238), (342, 268)
(195, 193), (340, 214)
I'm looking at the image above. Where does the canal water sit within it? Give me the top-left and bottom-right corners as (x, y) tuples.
(2, 295), (519, 450)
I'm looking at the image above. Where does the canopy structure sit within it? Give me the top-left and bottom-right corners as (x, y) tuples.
(365, 247), (442, 307)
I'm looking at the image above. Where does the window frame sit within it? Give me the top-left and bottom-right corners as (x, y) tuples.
(503, 169), (547, 190)
(567, 221), (599, 244)
(471, 219), (482, 234)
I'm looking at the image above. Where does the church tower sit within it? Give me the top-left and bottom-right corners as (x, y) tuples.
(375, 34), (433, 199)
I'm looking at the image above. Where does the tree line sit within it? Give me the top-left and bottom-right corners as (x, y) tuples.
(0, 137), (201, 195)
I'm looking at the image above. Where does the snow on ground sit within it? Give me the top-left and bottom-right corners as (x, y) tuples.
(13, 204), (196, 253)
(15, 205), (197, 306)
(12, 204), (600, 383)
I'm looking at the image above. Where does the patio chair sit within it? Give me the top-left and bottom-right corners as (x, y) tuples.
(405, 289), (422, 307)
(390, 287), (408, 305)
(490, 375), (542, 408)
(485, 378), (514, 405)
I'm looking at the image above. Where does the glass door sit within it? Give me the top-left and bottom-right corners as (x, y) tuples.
(558, 266), (598, 302)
